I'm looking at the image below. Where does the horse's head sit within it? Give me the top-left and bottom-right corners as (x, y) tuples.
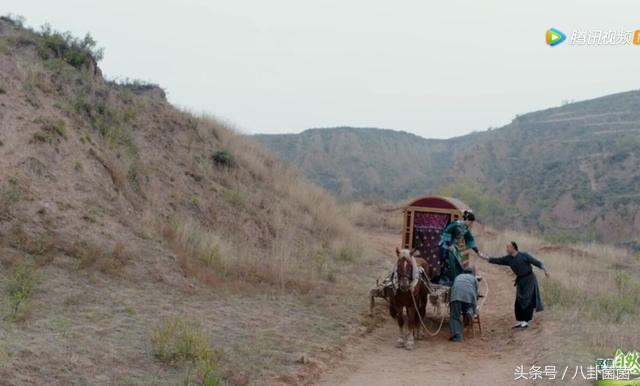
(395, 247), (418, 292)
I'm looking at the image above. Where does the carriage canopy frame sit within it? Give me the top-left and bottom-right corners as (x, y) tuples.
(402, 196), (471, 278)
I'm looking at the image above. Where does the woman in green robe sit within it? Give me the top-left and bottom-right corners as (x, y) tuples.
(437, 211), (482, 285)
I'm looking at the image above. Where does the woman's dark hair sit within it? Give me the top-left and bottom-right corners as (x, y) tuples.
(510, 241), (519, 251)
(463, 210), (475, 222)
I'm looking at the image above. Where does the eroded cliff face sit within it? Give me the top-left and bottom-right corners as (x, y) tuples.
(257, 91), (640, 247)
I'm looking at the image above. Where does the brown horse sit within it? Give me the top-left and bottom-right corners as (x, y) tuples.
(389, 248), (429, 350)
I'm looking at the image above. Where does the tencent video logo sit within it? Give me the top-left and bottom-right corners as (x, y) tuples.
(546, 28), (640, 46)
(546, 28), (567, 47)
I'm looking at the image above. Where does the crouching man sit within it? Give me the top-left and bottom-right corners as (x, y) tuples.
(449, 273), (479, 342)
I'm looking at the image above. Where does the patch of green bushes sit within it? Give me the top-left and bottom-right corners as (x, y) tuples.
(107, 78), (161, 92)
(212, 150), (235, 167)
(37, 24), (103, 69)
(435, 181), (513, 225)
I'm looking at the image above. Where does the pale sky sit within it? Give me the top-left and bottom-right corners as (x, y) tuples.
(3, 0), (640, 138)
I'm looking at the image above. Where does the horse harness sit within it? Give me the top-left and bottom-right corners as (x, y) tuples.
(390, 265), (433, 295)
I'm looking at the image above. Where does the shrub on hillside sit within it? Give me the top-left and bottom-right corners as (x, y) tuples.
(37, 24), (103, 69)
(0, 14), (25, 28)
(107, 78), (161, 92)
(1, 15), (103, 70)
(80, 96), (142, 157)
(5, 262), (39, 322)
(151, 317), (220, 385)
(571, 189), (605, 210)
(212, 149), (235, 167)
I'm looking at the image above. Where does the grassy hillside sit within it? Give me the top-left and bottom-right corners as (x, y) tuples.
(0, 16), (375, 385)
(255, 93), (640, 247)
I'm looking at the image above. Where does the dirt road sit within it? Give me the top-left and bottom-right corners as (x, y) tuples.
(315, 231), (560, 386)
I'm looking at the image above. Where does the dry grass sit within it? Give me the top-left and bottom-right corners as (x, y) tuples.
(4, 225), (57, 267)
(161, 215), (362, 294)
(30, 116), (66, 144)
(55, 239), (131, 274)
(0, 260), (383, 384)
(2, 223), (130, 275)
(199, 115), (350, 222)
(146, 114), (364, 295)
(0, 178), (21, 221)
(342, 201), (404, 232)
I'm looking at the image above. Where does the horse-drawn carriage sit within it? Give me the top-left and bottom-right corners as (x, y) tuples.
(370, 195), (483, 340)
